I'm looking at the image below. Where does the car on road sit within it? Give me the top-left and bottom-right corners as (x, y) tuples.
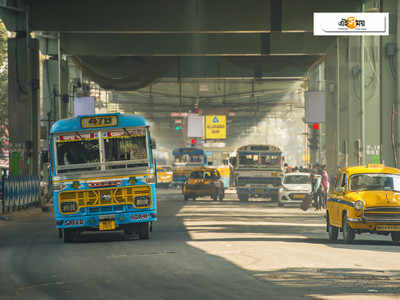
(327, 164), (400, 244)
(278, 172), (312, 207)
(183, 167), (224, 201)
(156, 166), (173, 188)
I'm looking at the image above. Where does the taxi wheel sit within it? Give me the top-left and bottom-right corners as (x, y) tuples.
(219, 190), (224, 201)
(327, 215), (338, 241)
(391, 232), (400, 244)
(342, 214), (355, 244)
(212, 192), (218, 201)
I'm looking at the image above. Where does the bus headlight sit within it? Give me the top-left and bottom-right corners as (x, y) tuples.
(134, 196), (151, 207)
(354, 200), (364, 211)
(145, 175), (155, 184)
(61, 201), (78, 213)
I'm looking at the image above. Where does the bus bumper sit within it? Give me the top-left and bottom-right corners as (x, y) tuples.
(55, 210), (157, 230)
(236, 187), (279, 197)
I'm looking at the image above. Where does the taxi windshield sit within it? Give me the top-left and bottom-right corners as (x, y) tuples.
(349, 173), (400, 192)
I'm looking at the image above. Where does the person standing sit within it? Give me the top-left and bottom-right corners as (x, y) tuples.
(321, 165), (329, 209)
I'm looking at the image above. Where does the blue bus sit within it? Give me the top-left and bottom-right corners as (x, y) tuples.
(172, 148), (208, 188)
(49, 113), (157, 242)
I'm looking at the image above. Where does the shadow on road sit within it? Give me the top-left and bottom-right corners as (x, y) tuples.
(1, 189), (400, 300)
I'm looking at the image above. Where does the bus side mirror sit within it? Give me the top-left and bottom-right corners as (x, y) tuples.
(151, 139), (157, 149)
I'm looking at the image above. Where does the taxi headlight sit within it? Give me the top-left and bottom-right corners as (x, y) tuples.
(61, 201), (78, 213)
(354, 200), (364, 210)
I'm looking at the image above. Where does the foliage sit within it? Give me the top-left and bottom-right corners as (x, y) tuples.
(0, 20), (8, 153)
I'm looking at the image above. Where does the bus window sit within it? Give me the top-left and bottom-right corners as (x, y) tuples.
(104, 133), (147, 165)
(57, 140), (100, 167)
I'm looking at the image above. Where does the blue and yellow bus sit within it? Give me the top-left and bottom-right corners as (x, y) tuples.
(49, 113), (157, 242)
(172, 148), (208, 188)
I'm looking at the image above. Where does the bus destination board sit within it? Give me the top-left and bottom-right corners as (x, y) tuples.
(81, 115), (118, 128)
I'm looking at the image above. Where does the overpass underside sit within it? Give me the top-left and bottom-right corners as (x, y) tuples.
(1, 0), (398, 177)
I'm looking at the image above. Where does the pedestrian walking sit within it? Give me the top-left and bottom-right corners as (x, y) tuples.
(321, 165), (329, 209)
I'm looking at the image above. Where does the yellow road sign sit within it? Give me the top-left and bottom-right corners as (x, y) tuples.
(205, 115), (226, 139)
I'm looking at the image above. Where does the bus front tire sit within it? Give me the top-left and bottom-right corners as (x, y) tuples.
(139, 222), (151, 240)
(238, 193), (249, 202)
(63, 229), (77, 243)
(391, 232), (400, 244)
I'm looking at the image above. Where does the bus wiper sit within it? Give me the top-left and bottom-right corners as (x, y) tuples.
(123, 128), (131, 136)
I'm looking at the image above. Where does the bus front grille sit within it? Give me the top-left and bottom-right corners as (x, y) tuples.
(59, 186), (151, 207)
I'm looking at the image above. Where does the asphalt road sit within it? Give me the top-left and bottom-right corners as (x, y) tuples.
(0, 189), (399, 300)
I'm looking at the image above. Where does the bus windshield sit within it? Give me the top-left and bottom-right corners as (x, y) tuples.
(238, 152), (281, 167)
(174, 154), (203, 164)
(54, 127), (149, 173)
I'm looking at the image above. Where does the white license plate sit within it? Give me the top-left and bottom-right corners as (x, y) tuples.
(99, 214), (115, 221)
(376, 225), (400, 231)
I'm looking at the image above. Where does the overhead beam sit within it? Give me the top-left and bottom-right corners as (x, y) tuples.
(60, 33), (333, 56)
(30, 0), (360, 33)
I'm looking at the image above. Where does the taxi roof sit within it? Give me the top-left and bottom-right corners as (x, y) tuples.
(343, 165), (400, 176)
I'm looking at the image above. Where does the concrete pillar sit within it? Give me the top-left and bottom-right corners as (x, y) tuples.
(8, 37), (40, 175)
(380, 0), (398, 167)
(363, 35), (381, 164)
(324, 41), (339, 176)
(347, 36), (362, 166)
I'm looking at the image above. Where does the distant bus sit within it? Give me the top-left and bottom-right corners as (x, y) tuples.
(172, 148), (208, 188)
(49, 113), (157, 242)
(231, 144), (284, 202)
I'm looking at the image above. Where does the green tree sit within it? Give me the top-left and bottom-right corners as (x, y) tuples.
(0, 20), (8, 156)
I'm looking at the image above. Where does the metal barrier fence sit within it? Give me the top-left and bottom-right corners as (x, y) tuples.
(1, 175), (41, 214)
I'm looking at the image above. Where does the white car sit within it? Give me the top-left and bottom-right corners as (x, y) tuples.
(278, 173), (313, 207)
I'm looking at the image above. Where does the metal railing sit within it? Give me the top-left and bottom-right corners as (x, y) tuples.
(1, 175), (41, 214)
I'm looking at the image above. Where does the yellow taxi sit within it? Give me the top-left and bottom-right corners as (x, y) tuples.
(156, 166), (173, 188)
(327, 164), (400, 244)
(183, 167), (225, 201)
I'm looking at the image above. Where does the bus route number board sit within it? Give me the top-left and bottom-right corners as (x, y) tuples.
(81, 115), (118, 128)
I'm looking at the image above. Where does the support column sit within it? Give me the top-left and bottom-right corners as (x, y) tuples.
(324, 41), (339, 176)
(380, 0), (397, 167)
(8, 37), (40, 175)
